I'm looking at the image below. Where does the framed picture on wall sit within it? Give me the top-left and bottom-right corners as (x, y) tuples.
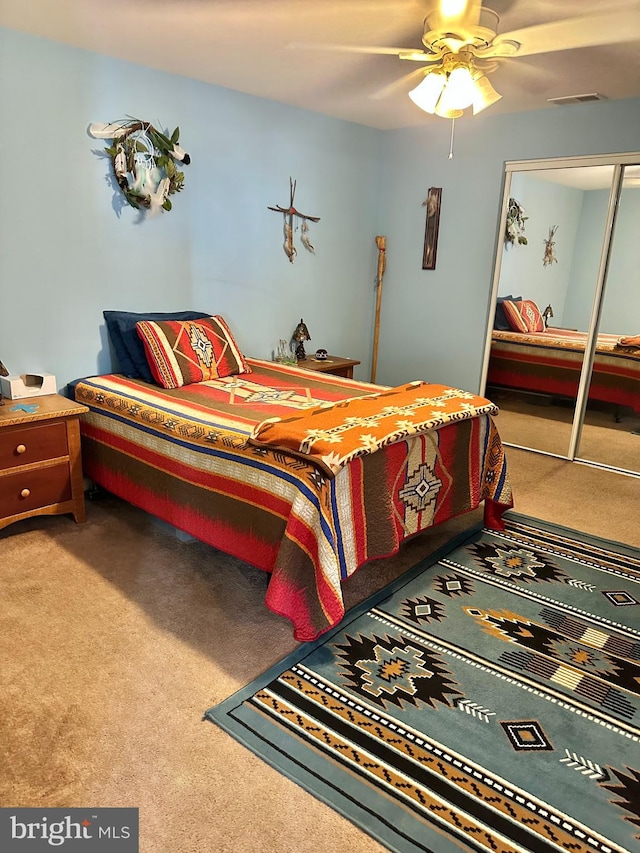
(422, 187), (442, 270)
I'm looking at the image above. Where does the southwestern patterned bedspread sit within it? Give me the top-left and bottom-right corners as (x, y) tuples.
(488, 329), (640, 412)
(74, 359), (513, 641)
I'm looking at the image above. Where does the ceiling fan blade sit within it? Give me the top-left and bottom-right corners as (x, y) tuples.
(288, 42), (443, 65)
(287, 41), (419, 57)
(369, 67), (428, 100)
(398, 49), (443, 62)
(496, 10), (640, 58)
(473, 39), (520, 59)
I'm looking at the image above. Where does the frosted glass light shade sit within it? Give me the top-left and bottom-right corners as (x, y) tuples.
(472, 74), (503, 114)
(408, 72), (446, 113)
(434, 103), (464, 119)
(437, 65), (476, 111)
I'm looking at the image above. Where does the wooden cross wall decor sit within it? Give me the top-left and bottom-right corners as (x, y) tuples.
(268, 178), (320, 263)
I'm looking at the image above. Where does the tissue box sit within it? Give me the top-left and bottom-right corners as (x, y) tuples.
(0, 373), (57, 399)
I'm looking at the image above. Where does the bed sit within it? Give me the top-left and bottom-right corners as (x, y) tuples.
(73, 348), (512, 642)
(487, 328), (640, 414)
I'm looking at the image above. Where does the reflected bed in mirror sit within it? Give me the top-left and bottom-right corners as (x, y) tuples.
(488, 325), (640, 415)
(486, 325), (640, 459)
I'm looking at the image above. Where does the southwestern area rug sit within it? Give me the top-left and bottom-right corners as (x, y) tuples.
(205, 513), (640, 853)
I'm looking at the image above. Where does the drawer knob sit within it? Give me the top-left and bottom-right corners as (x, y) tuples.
(20, 488), (31, 499)
(16, 444), (27, 454)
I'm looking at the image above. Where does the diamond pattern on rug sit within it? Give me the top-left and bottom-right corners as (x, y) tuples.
(604, 590), (639, 606)
(469, 540), (568, 583)
(334, 633), (461, 710)
(500, 720), (553, 751)
(401, 595), (447, 625)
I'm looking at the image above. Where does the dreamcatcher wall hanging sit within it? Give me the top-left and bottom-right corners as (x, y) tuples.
(268, 178), (320, 263)
(89, 118), (191, 214)
(504, 197), (528, 247)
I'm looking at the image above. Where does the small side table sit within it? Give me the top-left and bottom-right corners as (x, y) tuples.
(0, 393), (89, 531)
(296, 355), (361, 379)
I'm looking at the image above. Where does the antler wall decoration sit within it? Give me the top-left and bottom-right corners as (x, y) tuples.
(543, 225), (559, 267)
(268, 178), (320, 263)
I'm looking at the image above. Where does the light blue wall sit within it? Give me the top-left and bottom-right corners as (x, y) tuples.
(0, 28), (381, 387)
(567, 187), (640, 336)
(599, 187), (640, 336)
(1, 26), (640, 394)
(376, 102), (640, 391)
(563, 188), (613, 331)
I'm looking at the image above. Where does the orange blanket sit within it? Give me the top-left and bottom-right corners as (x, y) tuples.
(249, 381), (499, 477)
(617, 334), (640, 348)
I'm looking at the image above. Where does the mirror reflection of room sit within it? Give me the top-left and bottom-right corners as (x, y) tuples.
(577, 167), (640, 473)
(486, 162), (640, 473)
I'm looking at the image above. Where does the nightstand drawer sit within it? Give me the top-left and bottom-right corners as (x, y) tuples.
(0, 462), (72, 519)
(0, 421), (68, 470)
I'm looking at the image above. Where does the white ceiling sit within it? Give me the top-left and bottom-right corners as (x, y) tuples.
(1, 0), (639, 129)
(526, 164), (640, 189)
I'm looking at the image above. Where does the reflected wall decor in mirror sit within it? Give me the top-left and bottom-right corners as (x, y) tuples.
(481, 152), (640, 479)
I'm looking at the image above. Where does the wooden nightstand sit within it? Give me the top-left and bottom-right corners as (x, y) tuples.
(0, 393), (89, 531)
(296, 355), (361, 379)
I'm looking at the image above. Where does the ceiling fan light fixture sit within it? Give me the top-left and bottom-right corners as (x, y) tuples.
(434, 104), (465, 119)
(441, 0), (468, 17)
(408, 49), (501, 120)
(438, 63), (476, 111)
(408, 71), (446, 113)
(472, 74), (502, 114)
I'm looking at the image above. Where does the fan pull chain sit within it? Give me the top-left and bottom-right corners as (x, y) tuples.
(448, 118), (456, 160)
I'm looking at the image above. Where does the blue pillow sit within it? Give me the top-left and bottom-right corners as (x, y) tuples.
(104, 310), (210, 382)
(494, 295), (522, 331)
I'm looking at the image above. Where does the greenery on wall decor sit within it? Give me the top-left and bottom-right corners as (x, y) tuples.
(504, 197), (528, 247)
(89, 119), (191, 214)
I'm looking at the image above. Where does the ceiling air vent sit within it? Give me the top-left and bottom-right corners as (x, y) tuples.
(547, 93), (607, 105)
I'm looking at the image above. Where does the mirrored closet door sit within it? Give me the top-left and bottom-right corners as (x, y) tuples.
(575, 164), (640, 475)
(481, 152), (640, 478)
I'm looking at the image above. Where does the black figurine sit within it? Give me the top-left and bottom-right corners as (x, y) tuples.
(0, 358), (7, 406)
(292, 319), (311, 361)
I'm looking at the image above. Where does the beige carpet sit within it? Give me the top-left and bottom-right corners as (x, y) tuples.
(488, 387), (640, 470)
(2, 450), (639, 852)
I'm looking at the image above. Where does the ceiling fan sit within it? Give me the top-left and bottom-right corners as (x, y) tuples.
(295, 0), (640, 120)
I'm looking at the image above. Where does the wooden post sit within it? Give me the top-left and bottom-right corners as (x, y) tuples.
(371, 235), (387, 383)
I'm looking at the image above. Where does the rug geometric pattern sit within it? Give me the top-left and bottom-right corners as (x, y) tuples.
(205, 514), (640, 853)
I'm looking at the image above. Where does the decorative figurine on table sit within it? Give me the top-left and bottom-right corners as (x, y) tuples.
(292, 319), (311, 361)
(0, 358), (8, 406)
